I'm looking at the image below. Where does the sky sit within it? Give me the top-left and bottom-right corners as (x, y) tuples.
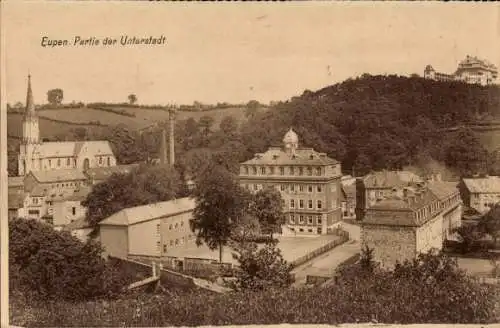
(2, 2), (500, 105)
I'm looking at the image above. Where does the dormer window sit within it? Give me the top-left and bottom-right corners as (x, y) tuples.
(309, 154), (314, 160)
(273, 155), (279, 160)
(244, 166), (249, 175)
(252, 166), (257, 175)
(261, 167), (266, 175)
(307, 167), (313, 176)
(280, 167), (285, 176)
(316, 167), (322, 176)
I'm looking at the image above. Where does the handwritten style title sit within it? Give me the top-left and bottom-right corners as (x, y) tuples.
(40, 35), (167, 48)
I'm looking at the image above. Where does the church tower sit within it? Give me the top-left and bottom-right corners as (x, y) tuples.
(22, 75), (40, 144)
(18, 75), (40, 176)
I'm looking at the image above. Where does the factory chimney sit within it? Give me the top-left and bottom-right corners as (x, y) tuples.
(168, 108), (175, 166)
(160, 127), (168, 165)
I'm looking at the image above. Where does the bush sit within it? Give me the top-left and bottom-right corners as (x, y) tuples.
(9, 218), (128, 301)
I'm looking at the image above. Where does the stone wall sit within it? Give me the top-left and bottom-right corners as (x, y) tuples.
(362, 224), (416, 269)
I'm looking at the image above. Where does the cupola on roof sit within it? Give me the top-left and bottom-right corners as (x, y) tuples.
(283, 128), (299, 145)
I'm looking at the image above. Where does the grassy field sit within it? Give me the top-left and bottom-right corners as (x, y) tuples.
(8, 105), (255, 139)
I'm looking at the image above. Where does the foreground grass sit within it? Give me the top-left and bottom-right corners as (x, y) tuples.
(11, 282), (500, 327)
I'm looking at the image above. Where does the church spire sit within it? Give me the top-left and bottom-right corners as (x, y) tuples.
(25, 74), (36, 117)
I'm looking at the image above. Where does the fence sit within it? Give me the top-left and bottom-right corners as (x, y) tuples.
(291, 233), (349, 269)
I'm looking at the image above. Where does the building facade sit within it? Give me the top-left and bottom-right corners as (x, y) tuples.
(424, 55), (498, 86)
(17, 75), (117, 176)
(460, 176), (500, 214)
(361, 179), (462, 269)
(98, 198), (196, 259)
(238, 128), (343, 235)
(340, 175), (356, 220)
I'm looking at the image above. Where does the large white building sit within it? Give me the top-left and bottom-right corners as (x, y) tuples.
(424, 55), (498, 86)
(17, 75), (117, 176)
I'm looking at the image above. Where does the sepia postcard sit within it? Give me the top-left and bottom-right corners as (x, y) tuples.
(1, 1), (500, 327)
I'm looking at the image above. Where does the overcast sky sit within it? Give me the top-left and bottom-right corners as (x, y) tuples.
(3, 2), (499, 105)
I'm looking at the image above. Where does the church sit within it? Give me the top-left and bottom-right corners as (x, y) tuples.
(17, 75), (117, 176)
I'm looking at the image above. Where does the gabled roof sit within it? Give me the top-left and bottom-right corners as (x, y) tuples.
(29, 140), (114, 159)
(241, 147), (338, 166)
(8, 176), (24, 188)
(427, 181), (459, 200)
(99, 197), (196, 226)
(85, 164), (139, 182)
(462, 176), (500, 194)
(29, 169), (87, 184)
(362, 170), (423, 189)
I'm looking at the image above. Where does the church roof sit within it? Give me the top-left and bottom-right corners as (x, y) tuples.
(24, 75), (36, 118)
(30, 141), (114, 158)
(99, 197), (196, 226)
(85, 164), (139, 182)
(29, 169), (88, 184)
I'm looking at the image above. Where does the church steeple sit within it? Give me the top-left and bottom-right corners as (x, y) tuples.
(22, 74), (40, 144)
(25, 74), (36, 118)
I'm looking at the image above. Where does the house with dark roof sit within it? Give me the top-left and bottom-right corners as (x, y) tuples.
(361, 180), (462, 269)
(238, 128), (343, 235)
(459, 176), (500, 214)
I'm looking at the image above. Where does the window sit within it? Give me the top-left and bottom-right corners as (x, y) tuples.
(175, 239), (179, 245)
(307, 167), (313, 176)
(261, 167), (266, 175)
(317, 186), (322, 193)
(65, 158), (70, 166)
(280, 184), (286, 191)
(299, 200), (304, 209)
(181, 221), (184, 227)
(175, 223), (178, 229)
(316, 167), (322, 176)
(99, 157), (103, 164)
(290, 199), (295, 208)
(308, 216), (313, 224)
(280, 167), (285, 175)
(269, 167), (274, 175)
(253, 184), (258, 191)
(290, 167), (295, 175)
(299, 185), (304, 192)
(72, 207), (76, 215)
(49, 159), (52, 166)
(299, 167), (303, 176)
(156, 224), (160, 234)
(252, 166), (257, 174)
(317, 200), (322, 209)
(290, 215), (295, 224)
(299, 215), (305, 224)
(299, 228), (304, 232)
(243, 166), (249, 175)
(308, 229), (313, 233)
(57, 159), (61, 167)
(33, 198), (38, 204)
(170, 240), (174, 246)
(163, 245), (167, 253)
(317, 217), (322, 225)
(290, 184), (295, 192)
(169, 224), (172, 230)
(28, 209), (40, 215)
(308, 200), (313, 209)
(156, 241), (161, 251)
(308, 185), (313, 193)
(107, 157), (111, 166)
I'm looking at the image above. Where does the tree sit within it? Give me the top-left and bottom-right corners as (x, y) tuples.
(245, 100), (260, 119)
(249, 188), (285, 238)
(359, 244), (377, 273)
(219, 115), (239, 136)
(9, 217), (127, 301)
(47, 89), (64, 106)
(190, 163), (249, 263)
(82, 164), (184, 229)
(198, 115), (215, 136)
(453, 225), (485, 254)
(478, 203), (500, 246)
(128, 94), (137, 105)
(230, 239), (294, 291)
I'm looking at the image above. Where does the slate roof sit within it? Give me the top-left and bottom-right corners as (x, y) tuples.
(462, 176), (500, 194)
(85, 164), (139, 182)
(362, 170), (423, 189)
(30, 169), (87, 184)
(29, 141), (113, 158)
(241, 147), (338, 166)
(99, 197), (196, 226)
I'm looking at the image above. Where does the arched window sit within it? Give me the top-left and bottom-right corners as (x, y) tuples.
(83, 158), (90, 170)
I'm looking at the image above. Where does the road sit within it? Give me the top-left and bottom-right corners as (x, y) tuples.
(291, 240), (360, 286)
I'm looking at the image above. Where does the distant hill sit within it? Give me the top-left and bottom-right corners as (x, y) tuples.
(237, 74), (500, 176)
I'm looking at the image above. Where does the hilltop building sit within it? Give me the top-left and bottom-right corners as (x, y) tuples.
(360, 174), (462, 269)
(17, 75), (117, 176)
(424, 55), (498, 86)
(238, 128), (343, 235)
(459, 176), (500, 214)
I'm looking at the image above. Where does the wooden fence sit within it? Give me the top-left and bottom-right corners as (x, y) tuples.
(291, 233), (349, 269)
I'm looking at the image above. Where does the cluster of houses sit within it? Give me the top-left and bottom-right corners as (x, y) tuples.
(8, 75), (500, 269)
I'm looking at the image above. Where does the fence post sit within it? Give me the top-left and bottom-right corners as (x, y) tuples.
(152, 261), (157, 277)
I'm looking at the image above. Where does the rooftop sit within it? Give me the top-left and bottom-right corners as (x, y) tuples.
(28, 140), (114, 159)
(99, 197), (196, 226)
(462, 176), (500, 194)
(84, 164), (139, 182)
(241, 147), (338, 166)
(361, 170), (423, 189)
(29, 169), (88, 184)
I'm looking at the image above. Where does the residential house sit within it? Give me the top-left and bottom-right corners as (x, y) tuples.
(459, 176), (500, 214)
(341, 175), (356, 219)
(238, 128), (343, 235)
(99, 197), (196, 259)
(24, 169), (88, 194)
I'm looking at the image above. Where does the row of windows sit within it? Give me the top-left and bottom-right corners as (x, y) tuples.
(156, 221), (187, 234)
(156, 235), (195, 253)
(289, 199), (323, 210)
(289, 214), (322, 225)
(289, 227), (322, 234)
(241, 165), (324, 177)
(415, 194), (460, 220)
(242, 183), (334, 194)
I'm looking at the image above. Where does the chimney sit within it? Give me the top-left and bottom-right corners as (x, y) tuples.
(160, 128), (168, 165)
(169, 109), (175, 166)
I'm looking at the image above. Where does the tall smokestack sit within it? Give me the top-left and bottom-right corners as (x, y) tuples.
(160, 128), (168, 165)
(169, 108), (175, 166)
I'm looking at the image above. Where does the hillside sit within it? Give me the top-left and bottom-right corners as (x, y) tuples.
(236, 75), (500, 177)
